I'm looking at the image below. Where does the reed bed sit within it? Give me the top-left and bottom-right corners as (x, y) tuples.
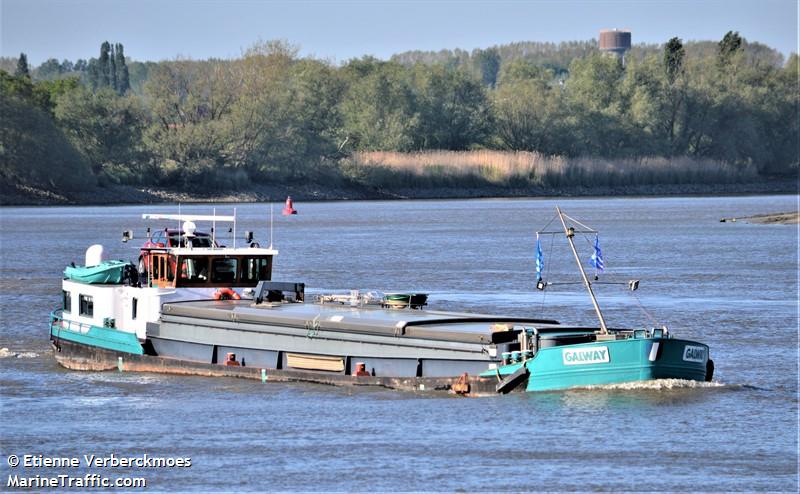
(344, 150), (757, 189)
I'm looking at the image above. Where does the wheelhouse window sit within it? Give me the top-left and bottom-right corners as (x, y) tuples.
(62, 290), (71, 313)
(241, 257), (272, 283)
(151, 231), (165, 246)
(165, 256), (174, 282)
(211, 258), (238, 283)
(131, 297), (138, 320)
(178, 257), (211, 284)
(79, 294), (93, 317)
(174, 255), (272, 287)
(169, 234), (213, 248)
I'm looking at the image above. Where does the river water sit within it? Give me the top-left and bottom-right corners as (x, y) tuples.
(0, 195), (797, 491)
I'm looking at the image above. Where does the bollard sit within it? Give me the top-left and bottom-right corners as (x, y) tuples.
(117, 356), (123, 372)
(261, 368), (267, 383)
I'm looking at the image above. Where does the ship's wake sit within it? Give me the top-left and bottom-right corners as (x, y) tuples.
(0, 347), (39, 359)
(574, 379), (747, 391)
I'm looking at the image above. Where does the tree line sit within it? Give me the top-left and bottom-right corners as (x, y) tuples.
(1, 33), (796, 194)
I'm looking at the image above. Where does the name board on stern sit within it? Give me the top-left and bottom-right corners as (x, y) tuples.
(562, 346), (610, 366)
(682, 345), (707, 363)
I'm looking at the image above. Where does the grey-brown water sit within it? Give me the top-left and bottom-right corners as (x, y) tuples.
(1, 196), (797, 491)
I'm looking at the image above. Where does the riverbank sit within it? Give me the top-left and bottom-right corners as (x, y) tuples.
(1, 177), (796, 206)
(720, 211), (800, 224)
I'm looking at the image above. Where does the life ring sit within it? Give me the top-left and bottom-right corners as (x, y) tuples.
(213, 288), (241, 301)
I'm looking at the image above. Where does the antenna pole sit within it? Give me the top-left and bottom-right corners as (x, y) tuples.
(212, 207), (216, 249)
(269, 203), (274, 249)
(556, 206), (609, 334)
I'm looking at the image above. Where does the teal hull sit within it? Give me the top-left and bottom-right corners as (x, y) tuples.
(482, 337), (709, 392)
(50, 311), (143, 355)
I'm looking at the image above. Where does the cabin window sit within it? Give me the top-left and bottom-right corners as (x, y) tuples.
(192, 236), (212, 248)
(79, 294), (93, 317)
(152, 255), (160, 279)
(169, 234), (212, 248)
(131, 297), (138, 320)
(151, 231), (165, 246)
(62, 290), (71, 313)
(211, 258), (237, 283)
(178, 257), (210, 284)
(165, 257), (174, 282)
(241, 257), (271, 282)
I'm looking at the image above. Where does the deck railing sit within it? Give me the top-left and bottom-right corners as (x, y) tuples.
(49, 309), (93, 335)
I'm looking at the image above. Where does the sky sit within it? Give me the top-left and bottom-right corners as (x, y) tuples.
(1, 0), (797, 65)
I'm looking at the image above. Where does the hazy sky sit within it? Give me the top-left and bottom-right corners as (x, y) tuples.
(1, 0), (797, 65)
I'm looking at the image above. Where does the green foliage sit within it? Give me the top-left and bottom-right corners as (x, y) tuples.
(1, 70), (33, 100)
(718, 31), (743, 65)
(414, 65), (491, 150)
(492, 70), (565, 153)
(498, 60), (554, 85)
(2, 34), (797, 200)
(142, 58), (236, 184)
(566, 54), (625, 113)
(98, 42), (111, 87)
(393, 40), (603, 75)
(15, 53), (30, 78)
(55, 86), (147, 182)
(473, 48), (501, 87)
(36, 58), (63, 80)
(87, 41), (129, 94)
(0, 70), (74, 115)
(563, 54), (640, 157)
(115, 44), (130, 93)
(340, 58), (419, 151)
(0, 90), (94, 191)
(34, 77), (81, 114)
(224, 51), (343, 182)
(664, 37), (685, 84)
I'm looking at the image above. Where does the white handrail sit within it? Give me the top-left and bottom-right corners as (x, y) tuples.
(142, 214), (236, 222)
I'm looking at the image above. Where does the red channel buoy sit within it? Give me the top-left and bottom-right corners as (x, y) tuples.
(282, 196), (297, 215)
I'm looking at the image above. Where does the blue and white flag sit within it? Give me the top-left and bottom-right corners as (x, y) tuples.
(589, 234), (605, 272)
(535, 236), (544, 280)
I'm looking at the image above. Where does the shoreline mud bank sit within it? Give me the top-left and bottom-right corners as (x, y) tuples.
(2, 178), (796, 207)
(720, 211), (799, 224)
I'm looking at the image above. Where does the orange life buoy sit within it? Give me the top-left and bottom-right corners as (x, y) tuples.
(213, 288), (241, 301)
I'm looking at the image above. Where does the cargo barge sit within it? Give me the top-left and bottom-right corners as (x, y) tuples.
(50, 209), (713, 395)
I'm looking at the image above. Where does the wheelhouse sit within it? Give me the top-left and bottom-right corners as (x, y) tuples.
(146, 250), (274, 289)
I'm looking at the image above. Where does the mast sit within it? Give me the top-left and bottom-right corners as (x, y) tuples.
(556, 207), (609, 334)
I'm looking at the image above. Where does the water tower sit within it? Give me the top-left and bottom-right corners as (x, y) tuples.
(599, 29), (631, 65)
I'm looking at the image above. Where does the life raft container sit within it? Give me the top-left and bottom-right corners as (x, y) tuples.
(213, 288), (241, 301)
